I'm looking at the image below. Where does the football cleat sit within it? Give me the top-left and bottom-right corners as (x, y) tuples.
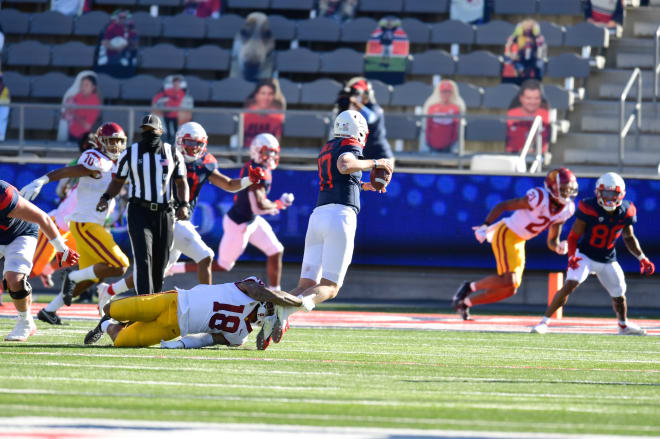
(97, 283), (112, 317)
(84, 315), (110, 345)
(37, 308), (62, 325)
(531, 322), (548, 334)
(618, 322), (647, 336)
(256, 315), (276, 350)
(5, 317), (37, 341)
(60, 269), (76, 307)
(272, 305), (296, 343)
(455, 301), (471, 321)
(452, 281), (472, 310)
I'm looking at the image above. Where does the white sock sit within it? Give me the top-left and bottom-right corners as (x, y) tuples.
(618, 320), (627, 327)
(17, 311), (29, 320)
(111, 278), (129, 295)
(100, 319), (112, 333)
(44, 293), (65, 312)
(269, 285), (281, 291)
(541, 316), (551, 325)
(69, 265), (97, 283)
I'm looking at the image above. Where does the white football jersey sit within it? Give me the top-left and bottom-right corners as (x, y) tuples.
(176, 283), (260, 346)
(50, 186), (78, 232)
(69, 150), (116, 225)
(503, 187), (575, 241)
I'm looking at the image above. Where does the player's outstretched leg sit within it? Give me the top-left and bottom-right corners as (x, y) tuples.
(452, 281), (473, 320)
(85, 314), (111, 345)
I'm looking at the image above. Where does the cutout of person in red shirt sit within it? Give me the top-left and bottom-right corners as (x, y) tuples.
(242, 79), (286, 148)
(421, 80), (465, 153)
(506, 79), (551, 154)
(152, 75), (193, 144)
(58, 71), (102, 144)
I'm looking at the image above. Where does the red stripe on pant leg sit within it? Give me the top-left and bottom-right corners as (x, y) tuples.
(494, 225), (505, 274)
(84, 229), (123, 267)
(75, 222), (113, 267)
(500, 227), (510, 273)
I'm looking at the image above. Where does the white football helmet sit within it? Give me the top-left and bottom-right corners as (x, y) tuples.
(333, 110), (368, 146)
(595, 172), (626, 212)
(249, 133), (280, 170)
(175, 122), (208, 163)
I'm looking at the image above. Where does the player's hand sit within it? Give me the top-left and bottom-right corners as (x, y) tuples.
(375, 158), (394, 174)
(361, 182), (386, 193)
(248, 165), (266, 184)
(176, 205), (191, 221)
(300, 295), (316, 312)
(96, 198), (108, 212)
(160, 339), (185, 349)
(568, 255), (582, 270)
(640, 258), (655, 276)
(555, 240), (568, 255)
(56, 247), (80, 268)
(20, 176), (49, 201)
(472, 224), (488, 244)
(279, 193), (294, 207)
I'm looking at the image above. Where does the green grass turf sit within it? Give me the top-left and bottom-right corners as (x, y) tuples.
(0, 318), (659, 436)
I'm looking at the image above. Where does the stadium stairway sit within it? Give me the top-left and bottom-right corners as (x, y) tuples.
(553, 5), (660, 175)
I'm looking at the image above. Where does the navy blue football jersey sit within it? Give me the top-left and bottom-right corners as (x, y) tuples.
(0, 180), (39, 245)
(575, 197), (636, 263)
(316, 137), (363, 213)
(183, 152), (218, 212)
(227, 161), (272, 225)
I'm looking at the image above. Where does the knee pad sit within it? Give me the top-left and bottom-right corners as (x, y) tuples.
(5, 277), (32, 300)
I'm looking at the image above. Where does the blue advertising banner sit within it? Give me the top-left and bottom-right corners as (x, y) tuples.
(5, 162), (658, 273)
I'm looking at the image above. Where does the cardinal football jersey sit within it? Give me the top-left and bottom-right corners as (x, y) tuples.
(69, 149), (116, 225)
(176, 283), (260, 346)
(503, 186), (575, 241)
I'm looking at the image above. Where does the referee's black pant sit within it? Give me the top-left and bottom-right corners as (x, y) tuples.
(127, 202), (174, 295)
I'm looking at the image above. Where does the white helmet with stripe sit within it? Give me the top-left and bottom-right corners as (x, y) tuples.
(333, 110), (368, 146)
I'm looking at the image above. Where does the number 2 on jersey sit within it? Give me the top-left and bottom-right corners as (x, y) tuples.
(208, 302), (244, 333)
(525, 215), (550, 235)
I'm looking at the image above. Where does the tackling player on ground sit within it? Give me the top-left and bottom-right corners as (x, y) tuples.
(532, 172), (654, 335)
(256, 110), (394, 350)
(452, 168), (578, 320)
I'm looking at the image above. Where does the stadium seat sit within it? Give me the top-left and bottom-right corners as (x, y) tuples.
(193, 111), (237, 135)
(390, 81), (433, 107)
(546, 53), (590, 79)
(475, 20), (515, 46)
(210, 77), (254, 103)
(297, 17), (341, 43)
(226, 0), (269, 8)
(140, 44), (185, 70)
(410, 49), (456, 76)
(494, 0), (537, 15)
(465, 118), (507, 141)
(101, 108), (131, 131)
(132, 11), (162, 38)
(206, 14), (244, 41)
(162, 14), (206, 40)
(96, 73), (121, 100)
(51, 42), (96, 68)
(137, 0), (181, 6)
(300, 78), (342, 106)
(120, 74), (162, 101)
(341, 17), (378, 44)
(401, 18), (431, 44)
(0, 9), (30, 35)
(185, 45), (230, 72)
(538, 0), (583, 15)
(456, 82), (483, 108)
(430, 20), (475, 45)
(565, 22), (609, 49)
(456, 51), (502, 77)
(358, 0), (403, 13)
(276, 48), (321, 74)
(2, 71), (31, 99)
(270, 0), (314, 10)
(482, 83), (520, 109)
(370, 79), (392, 106)
(385, 115), (420, 140)
(29, 11), (74, 36)
(283, 113), (329, 138)
(4, 0), (47, 4)
(268, 15), (296, 41)
(543, 84), (572, 110)
(74, 11), (111, 37)
(184, 76), (212, 102)
(404, 0), (448, 14)
(94, 0), (137, 6)
(320, 48), (364, 75)
(539, 21), (565, 47)
(277, 77), (300, 105)
(31, 72), (72, 99)
(6, 41), (51, 67)
(10, 107), (57, 131)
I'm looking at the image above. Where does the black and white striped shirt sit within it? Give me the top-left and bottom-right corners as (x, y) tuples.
(116, 142), (186, 204)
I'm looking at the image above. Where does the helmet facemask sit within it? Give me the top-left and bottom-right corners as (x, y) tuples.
(180, 136), (207, 163)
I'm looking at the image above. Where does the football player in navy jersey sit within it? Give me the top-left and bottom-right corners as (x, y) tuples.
(217, 133), (292, 292)
(0, 180), (79, 341)
(97, 122), (264, 308)
(256, 110), (393, 350)
(532, 172), (654, 335)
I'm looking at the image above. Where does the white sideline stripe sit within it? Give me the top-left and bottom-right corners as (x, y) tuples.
(2, 413), (659, 436)
(0, 387), (656, 416)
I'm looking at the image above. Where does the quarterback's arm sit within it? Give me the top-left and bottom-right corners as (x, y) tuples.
(337, 153), (393, 175)
(248, 185), (280, 215)
(8, 196), (61, 241)
(622, 225), (645, 260)
(482, 197), (531, 225)
(208, 169), (252, 193)
(237, 281), (303, 307)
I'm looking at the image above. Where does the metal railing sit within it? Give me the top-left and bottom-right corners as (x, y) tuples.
(518, 115), (544, 174)
(619, 67), (643, 172)
(654, 25), (660, 105)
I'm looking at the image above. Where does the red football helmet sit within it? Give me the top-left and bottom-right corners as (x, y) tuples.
(96, 122), (127, 161)
(544, 167), (578, 205)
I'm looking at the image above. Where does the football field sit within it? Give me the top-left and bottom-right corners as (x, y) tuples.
(1, 306), (659, 438)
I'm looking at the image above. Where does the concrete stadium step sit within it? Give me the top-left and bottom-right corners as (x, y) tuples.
(587, 69), (657, 100)
(617, 53), (655, 69)
(579, 115), (660, 132)
(626, 7), (660, 37)
(557, 132), (660, 150)
(563, 148), (659, 166)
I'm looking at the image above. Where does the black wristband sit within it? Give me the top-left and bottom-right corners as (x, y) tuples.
(178, 201), (190, 208)
(483, 221), (491, 226)
(101, 193), (111, 201)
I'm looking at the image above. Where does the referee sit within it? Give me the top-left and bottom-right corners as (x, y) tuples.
(96, 114), (190, 295)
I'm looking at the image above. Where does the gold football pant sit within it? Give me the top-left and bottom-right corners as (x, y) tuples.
(491, 222), (526, 288)
(109, 291), (180, 347)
